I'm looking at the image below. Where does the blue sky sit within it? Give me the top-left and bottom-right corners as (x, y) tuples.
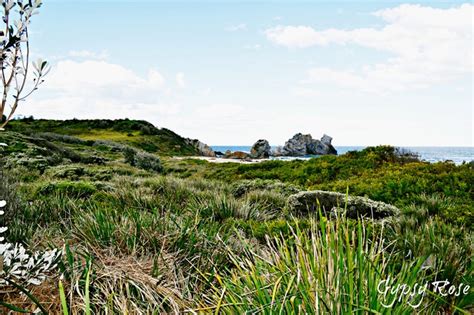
(18, 1), (473, 146)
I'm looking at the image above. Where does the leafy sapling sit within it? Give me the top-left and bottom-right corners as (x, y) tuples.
(0, 0), (49, 127)
(0, 0), (60, 289)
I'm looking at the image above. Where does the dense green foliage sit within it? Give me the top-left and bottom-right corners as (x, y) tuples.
(0, 119), (472, 313)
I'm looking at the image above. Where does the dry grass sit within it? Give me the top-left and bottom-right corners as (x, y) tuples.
(0, 278), (62, 314)
(59, 247), (192, 314)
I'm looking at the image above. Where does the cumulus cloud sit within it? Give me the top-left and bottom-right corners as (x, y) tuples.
(44, 60), (167, 98)
(18, 60), (178, 123)
(265, 4), (473, 92)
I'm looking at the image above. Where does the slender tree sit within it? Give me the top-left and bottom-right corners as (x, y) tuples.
(0, 0), (49, 127)
(0, 0), (59, 296)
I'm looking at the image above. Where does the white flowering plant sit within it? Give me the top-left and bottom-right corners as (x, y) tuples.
(0, 198), (61, 287)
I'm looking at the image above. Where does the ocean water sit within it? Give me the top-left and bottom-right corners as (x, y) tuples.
(211, 146), (474, 165)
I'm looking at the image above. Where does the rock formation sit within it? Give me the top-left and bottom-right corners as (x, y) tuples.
(287, 190), (399, 219)
(282, 133), (337, 156)
(185, 139), (215, 157)
(282, 133), (310, 156)
(250, 139), (271, 159)
(225, 150), (250, 160)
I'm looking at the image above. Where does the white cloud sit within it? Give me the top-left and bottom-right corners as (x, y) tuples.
(226, 23), (247, 31)
(19, 60), (178, 123)
(265, 4), (473, 92)
(68, 50), (109, 60)
(265, 25), (332, 48)
(176, 72), (185, 88)
(46, 60), (165, 93)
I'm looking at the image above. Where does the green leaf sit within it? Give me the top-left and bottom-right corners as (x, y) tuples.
(0, 300), (30, 313)
(3, 278), (49, 314)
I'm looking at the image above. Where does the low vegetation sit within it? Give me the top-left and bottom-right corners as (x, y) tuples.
(0, 119), (472, 313)
(7, 118), (200, 156)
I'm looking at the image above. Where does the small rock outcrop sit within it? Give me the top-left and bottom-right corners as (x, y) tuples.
(225, 150), (250, 160)
(287, 190), (399, 219)
(250, 139), (271, 159)
(282, 133), (337, 156)
(185, 139), (215, 157)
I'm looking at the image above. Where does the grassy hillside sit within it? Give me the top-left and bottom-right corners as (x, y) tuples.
(0, 119), (472, 313)
(6, 118), (200, 156)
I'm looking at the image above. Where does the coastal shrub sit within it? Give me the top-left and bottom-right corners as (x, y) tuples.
(123, 147), (136, 165)
(123, 147), (163, 173)
(135, 151), (163, 172)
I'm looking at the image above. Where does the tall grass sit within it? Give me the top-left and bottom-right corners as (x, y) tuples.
(203, 213), (460, 314)
(1, 136), (472, 313)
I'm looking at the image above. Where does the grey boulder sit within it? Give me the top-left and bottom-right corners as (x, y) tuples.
(282, 133), (337, 156)
(282, 133), (312, 156)
(250, 139), (271, 159)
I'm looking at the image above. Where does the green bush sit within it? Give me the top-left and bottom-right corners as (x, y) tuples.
(135, 151), (163, 173)
(123, 147), (163, 173)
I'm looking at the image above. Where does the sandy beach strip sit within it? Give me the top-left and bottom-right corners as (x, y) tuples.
(173, 156), (267, 164)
